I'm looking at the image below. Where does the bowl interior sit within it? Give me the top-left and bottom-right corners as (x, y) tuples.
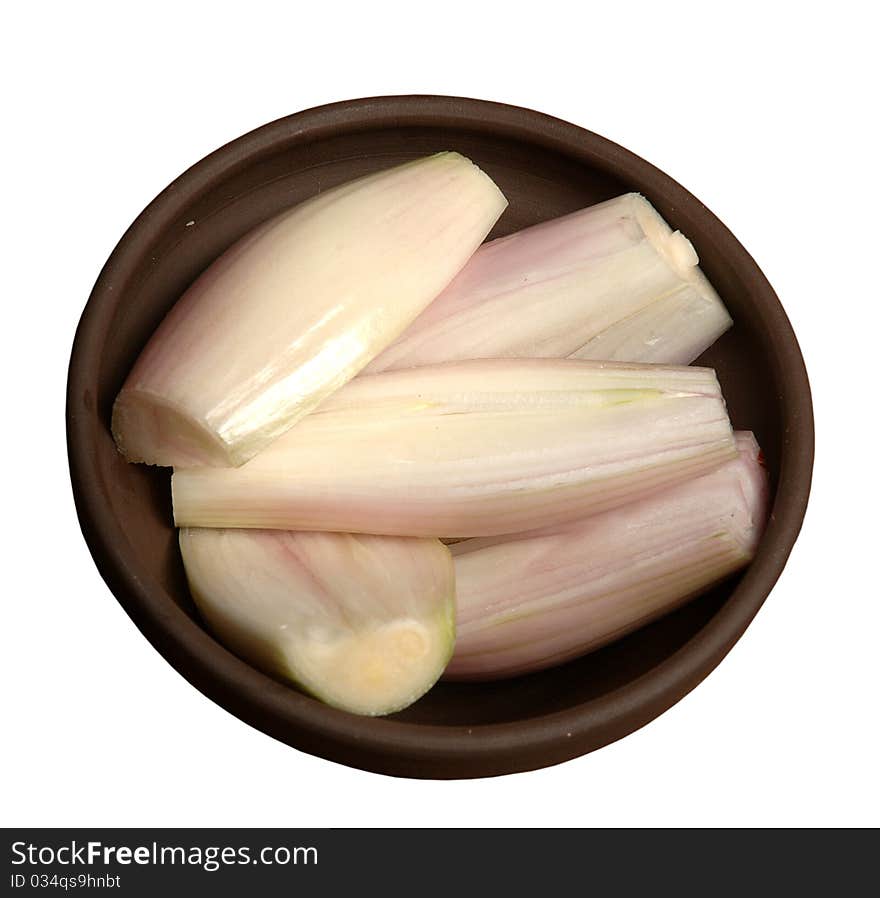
(86, 115), (783, 732)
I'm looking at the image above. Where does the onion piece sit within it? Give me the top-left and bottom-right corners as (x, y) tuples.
(366, 193), (731, 373)
(445, 432), (769, 680)
(112, 152), (507, 468)
(172, 359), (737, 537)
(179, 529), (455, 716)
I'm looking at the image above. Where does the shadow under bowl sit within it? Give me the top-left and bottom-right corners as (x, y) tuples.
(66, 95), (813, 778)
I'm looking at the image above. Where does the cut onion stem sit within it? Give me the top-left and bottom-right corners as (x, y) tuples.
(445, 432), (769, 680)
(172, 358), (737, 537)
(179, 529), (455, 716)
(112, 152), (507, 468)
(366, 193), (731, 373)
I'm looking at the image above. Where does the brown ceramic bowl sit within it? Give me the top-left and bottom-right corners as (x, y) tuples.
(67, 96), (813, 778)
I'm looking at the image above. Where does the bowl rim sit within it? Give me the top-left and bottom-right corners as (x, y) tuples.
(67, 94), (814, 779)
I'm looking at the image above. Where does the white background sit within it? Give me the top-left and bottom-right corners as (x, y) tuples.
(3, 1), (877, 827)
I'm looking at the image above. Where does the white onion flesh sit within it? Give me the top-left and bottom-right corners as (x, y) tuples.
(366, 193), (731, 373)
(179, 530), (455, 716)
(172, 359), (737, 537)
(112, 153), (507, 468)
